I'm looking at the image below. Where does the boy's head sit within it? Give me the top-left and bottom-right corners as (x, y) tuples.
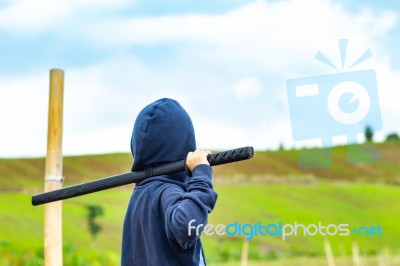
(131, 98), (196, 171)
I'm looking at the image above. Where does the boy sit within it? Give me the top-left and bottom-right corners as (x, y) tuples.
(121, 98), (218, 265)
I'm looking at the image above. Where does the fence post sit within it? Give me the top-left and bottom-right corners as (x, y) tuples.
(44, 69), (64, 266)
(324, 238), (335, 266)
(241, 238), (249, 266)
(352, 242), (362, 266)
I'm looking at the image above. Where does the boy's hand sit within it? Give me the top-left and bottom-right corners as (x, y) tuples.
(186, 150), (211, 172)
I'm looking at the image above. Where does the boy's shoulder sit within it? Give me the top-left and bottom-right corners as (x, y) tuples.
(135, 175), (187, 192)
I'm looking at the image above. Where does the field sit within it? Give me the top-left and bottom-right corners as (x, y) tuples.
(0, 143), (399, 265)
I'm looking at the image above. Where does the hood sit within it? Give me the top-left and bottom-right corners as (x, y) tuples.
(131, 98), (196, 171)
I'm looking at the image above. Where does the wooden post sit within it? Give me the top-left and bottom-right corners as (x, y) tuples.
(352, 242), (363, 266)
(241, 238), (249, 266)
(44, 69), (64, 266)
(324, 238), (335, 266)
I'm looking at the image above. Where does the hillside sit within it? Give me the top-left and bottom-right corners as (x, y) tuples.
(0, 142), (399, 265)
(1, 183), (400, 264)
(0, 142), (399, 191)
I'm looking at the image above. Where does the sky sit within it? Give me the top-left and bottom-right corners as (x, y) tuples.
(0, 0), (399, 157)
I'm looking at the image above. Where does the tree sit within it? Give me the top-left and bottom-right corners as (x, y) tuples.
(385, 132), (400, 142)
(364, 125), (374, 143)
(278, 143), (285, 151)
(85, 204), (104, 241)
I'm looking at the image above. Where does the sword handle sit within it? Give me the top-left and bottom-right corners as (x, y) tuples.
(208, 146), (254, 166)
(186, 146), (254, 176)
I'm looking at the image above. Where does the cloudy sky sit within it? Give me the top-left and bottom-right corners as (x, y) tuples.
(0, 0), (399, 157)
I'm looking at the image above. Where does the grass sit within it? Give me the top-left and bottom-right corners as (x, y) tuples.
(1, 143), (399, 192)
(202, 182), (400, 263)
(1, 182), (399, 264)
(0, 142), (399, 264)
(209, 254), (400, 266)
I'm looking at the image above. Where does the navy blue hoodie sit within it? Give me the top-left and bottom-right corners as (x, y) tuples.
(121, 98), (218, 266)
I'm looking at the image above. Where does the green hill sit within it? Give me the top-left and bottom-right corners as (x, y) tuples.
(1, 143), (399, 192)
(0, 142), (399, 265)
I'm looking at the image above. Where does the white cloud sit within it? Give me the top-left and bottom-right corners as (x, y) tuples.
(374, 63), (400, 135)
(0, 0), (130, 33)
(87, 0), (397, 75)
(108, 0), (397, 149)
(232, 77), (262, 100)
(63, 125), (132, 155)
(1, 0), (399, 157)
(0, 72), (49, 157)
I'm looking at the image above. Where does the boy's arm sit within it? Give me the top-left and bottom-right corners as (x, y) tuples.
(160, 150), (218, 249)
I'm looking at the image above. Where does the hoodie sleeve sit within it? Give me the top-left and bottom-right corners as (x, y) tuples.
(160, 164), (218, 249)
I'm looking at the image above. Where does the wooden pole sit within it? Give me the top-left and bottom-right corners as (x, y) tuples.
(352, 242), (363, 266)
(241, 238), (249, 266)
(324, 238), (335, 266)
(44, 69), (64, 266)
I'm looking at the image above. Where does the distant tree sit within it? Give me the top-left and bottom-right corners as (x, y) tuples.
(85, 204), (104, 241)
(279, 143), (284, 151)
(385, 132), (400, 142)
(365, 125), (374, 143)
